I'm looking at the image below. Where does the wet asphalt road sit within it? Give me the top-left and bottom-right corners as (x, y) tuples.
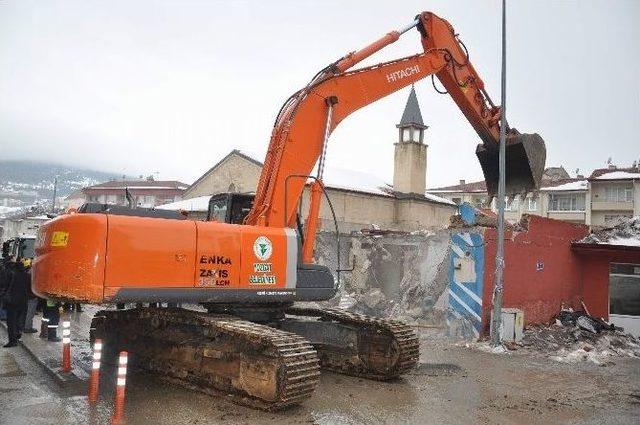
(1, 324), (639, 425)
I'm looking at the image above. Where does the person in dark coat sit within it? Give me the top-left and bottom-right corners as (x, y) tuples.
(2, 259), (30, 347)
(0, 244), (14, 321)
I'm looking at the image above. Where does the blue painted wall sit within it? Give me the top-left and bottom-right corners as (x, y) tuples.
(447, 231), (485, 338)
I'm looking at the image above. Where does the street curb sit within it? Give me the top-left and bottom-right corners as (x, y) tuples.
(0, 318), (87, 387)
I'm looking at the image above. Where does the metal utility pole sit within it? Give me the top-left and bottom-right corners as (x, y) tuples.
(51, 176), (58, 213)
(490, 0), (507, 346)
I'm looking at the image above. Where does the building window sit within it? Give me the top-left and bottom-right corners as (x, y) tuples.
(106, 194), (117, 204)
(610, 263), (640, 316)
(528, 197), (538, 211)
(604, 186), (633, 203)
(504, 196), (519, 211)
(548, 193), (585, 212)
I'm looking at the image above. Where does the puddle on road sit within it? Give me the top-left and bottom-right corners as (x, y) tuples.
(410, 362), (464, 377)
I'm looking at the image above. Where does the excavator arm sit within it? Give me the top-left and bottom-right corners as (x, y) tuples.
(245, 12), (546, 241)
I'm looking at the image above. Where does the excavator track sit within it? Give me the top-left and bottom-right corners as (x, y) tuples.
(283, 307), (420, 380)
(90, 308), (320, 411)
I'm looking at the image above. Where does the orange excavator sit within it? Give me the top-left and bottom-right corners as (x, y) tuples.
(32, 12), (545, 410)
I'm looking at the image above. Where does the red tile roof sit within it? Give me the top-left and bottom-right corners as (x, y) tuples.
(428, 180), (487, 193)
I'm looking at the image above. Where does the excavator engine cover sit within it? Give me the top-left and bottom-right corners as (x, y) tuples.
(476, 132), (546, 198)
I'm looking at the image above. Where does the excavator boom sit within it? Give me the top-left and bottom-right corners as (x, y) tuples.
(246, 12), (546, 234)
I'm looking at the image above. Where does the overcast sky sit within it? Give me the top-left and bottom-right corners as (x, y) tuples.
(1, 0), (639, 187)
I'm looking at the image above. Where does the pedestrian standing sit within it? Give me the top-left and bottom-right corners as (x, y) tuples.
(0, 245), (13, 322)
(23, 259), (39, 333)
(2, 259), (29, 348)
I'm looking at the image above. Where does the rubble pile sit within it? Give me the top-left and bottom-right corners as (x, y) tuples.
(521, 311), (640, 365)
(579, 216), (640, 246)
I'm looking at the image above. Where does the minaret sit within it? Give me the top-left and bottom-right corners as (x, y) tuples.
(393, 85), (428, 195)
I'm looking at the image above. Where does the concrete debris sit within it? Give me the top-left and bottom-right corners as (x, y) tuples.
(579, 216), (640, 246)
(521, 322), (640, 365)
(576, 316), (598, 334)
(459, 309), (640, 364)
(361, 288), (391, 311)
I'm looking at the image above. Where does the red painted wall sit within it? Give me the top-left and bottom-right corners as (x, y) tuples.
(575, 249), (640, 320)
(481, 215), (589, 332)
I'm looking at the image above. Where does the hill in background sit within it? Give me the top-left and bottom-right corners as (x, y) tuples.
(0, 160), (122, 211)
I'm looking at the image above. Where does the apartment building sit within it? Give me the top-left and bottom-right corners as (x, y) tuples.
(587, 166), (640, 226)
(429, 164), (640, 226)
(80, 178), (188, 208)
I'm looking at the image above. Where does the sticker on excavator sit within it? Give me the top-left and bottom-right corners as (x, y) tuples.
(253, 263), (272, 272)
(50, 231), (69, 247)
(249, 275), (277, 285)
(253, 236), (273, 261)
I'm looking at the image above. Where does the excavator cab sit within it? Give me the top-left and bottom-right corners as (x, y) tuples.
(206, 193), (255, 224)
(476, 131), (546, 198)
(2, 236), (36, 261)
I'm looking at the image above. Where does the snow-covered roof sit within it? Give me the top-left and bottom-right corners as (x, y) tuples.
(0, 206), (22, 215)
(156, 195), (211, 212)
(540, 180), (588, 192)
(168, 149), (457, 212)
(606, 237), (640, 247)
(238, 149), (405, 198)
(423, 193), (456, 205)
(28, 215), (51, 220)
(594, 171), (640, 180)
(576, 216), (640, 248)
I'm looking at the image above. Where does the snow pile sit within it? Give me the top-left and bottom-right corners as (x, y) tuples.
(579, 216), (640, 246)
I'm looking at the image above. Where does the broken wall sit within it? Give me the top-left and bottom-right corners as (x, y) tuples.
(314, 229), (453, 327)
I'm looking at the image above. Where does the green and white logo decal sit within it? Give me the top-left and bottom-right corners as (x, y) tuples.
(253, 236), (273, 261)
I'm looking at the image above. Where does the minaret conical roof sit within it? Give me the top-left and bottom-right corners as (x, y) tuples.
(398, 85), (428, 129)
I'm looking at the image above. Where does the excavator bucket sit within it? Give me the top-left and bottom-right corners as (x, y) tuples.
(476, 132), (546, 198)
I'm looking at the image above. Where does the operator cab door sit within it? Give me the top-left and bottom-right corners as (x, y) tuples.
(207, 193), (255, 224)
